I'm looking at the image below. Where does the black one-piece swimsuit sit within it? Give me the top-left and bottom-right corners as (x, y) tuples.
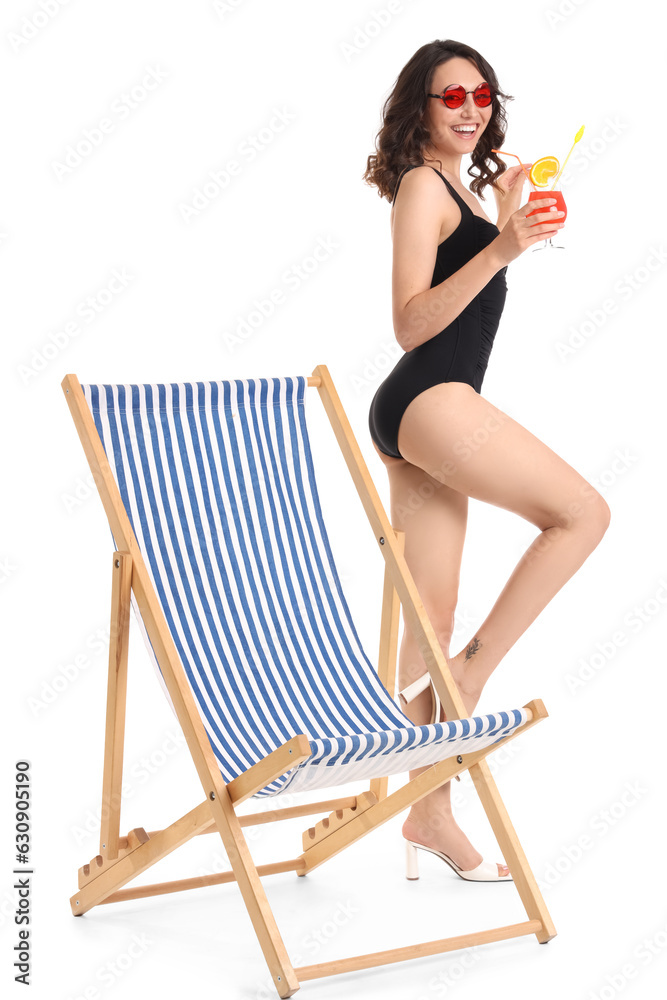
(368, 165), (508, 459)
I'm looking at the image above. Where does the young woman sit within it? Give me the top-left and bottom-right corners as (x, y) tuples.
(364, 39), (610, 881)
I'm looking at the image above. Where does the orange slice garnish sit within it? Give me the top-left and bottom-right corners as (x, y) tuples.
(529, 156), (560, 188)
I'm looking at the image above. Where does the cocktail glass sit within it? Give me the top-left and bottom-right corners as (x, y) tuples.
(527, 189), (567, 250)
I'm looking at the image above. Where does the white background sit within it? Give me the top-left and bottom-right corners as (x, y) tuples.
(2, 2), (665, 999)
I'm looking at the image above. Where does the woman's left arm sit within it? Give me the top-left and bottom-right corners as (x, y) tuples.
(492, 163), (532, 231)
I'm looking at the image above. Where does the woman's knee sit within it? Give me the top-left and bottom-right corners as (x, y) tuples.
(547, 483), (611, 543)
(589, 489), (611, 535)
(573, 484), (611, 541)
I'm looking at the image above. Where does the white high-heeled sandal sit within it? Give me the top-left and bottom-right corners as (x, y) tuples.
(399, 671), (446, 724)
(405, 839), (512, 883)
(398, 671), (434, 709)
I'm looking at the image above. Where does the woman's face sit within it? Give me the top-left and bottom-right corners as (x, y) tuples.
(423, 56), (493, 160)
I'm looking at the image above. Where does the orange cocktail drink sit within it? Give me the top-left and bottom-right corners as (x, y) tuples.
(527, 190), (567, 227)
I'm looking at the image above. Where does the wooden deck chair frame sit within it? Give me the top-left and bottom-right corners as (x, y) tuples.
(62, 364), (555, 997)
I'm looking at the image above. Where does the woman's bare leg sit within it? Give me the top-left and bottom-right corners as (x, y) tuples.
(373, 443), (507, 874)
(371, 381), (610, 873)
(396, 382), (611, 712)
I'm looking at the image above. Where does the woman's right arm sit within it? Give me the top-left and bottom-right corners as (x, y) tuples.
(392, 168), (563, 352)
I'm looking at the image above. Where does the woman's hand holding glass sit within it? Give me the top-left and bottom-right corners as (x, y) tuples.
(488, 196), (565, 266)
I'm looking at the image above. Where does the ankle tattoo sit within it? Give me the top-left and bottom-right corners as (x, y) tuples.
(464, 637), (482, 661)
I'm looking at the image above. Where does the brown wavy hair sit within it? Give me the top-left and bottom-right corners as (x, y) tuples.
(363, 39), (513, 202)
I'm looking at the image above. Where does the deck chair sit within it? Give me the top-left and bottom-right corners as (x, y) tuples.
(62, 365), (555, 996)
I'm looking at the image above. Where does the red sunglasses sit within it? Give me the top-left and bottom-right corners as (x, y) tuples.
(427, 82), (494, 109)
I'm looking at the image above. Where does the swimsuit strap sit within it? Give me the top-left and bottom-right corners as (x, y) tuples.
(393, 164), (473, 217)
(428, 168), (474, 216)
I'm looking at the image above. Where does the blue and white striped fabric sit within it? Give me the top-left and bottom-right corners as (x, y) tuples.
(83, 377), (526, 797)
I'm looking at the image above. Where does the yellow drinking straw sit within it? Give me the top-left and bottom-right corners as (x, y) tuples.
(491, 148), (533, 185)
(550, 126), (585, 189)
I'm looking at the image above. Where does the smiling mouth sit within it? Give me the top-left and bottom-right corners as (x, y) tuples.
(451, 124), (479, 138)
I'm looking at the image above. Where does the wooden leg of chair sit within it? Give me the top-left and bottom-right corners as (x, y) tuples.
(71, 789), (301, 996)
(100, 551), (132, 860)
(370, 529), (403, 803)
(72, 794), (300, 996)
(469, 759), (556, 942)
(206, 785), (300, 998)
